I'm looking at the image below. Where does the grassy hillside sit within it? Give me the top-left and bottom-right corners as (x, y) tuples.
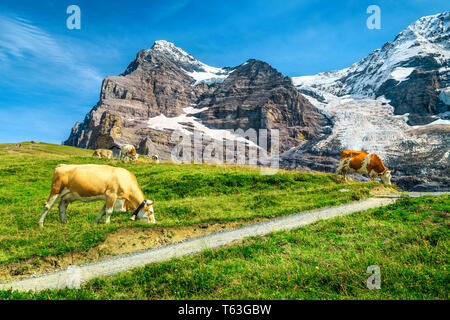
(2, 194), (448, 300)
(0, 142), (383, 272)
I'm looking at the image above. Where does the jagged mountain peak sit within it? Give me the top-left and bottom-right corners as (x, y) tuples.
(399, 11), (449, 43)
(121, 40), (232, 85)
(292, 12), (449, 97)
(225, 59), (289, 86)
(292, 11), (449, 124)
(149, 40), (202, 70)
(152, 40), (186, 52)
(235, 59), (279, 75)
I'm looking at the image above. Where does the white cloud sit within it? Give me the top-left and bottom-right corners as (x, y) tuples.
(0, 14), (103, 91)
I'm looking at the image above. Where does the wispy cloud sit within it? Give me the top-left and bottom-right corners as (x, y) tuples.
(0, 16), (60, 60)
(0, 13), (104, 143)
(0, 14), (103, 92)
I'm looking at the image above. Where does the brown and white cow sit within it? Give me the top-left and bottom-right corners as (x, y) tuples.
(92, 149), (113, 159)
(335, 150), (394, 185)
(38, 164), (155, 227)
(340, 149), (366, 159)
(120, 144), (139, 161)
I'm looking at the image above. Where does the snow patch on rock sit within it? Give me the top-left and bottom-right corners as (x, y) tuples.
(152, 40), (232, 85)
(183, 106), (209, 114)
(423, 118), (450, 126)
(439, 87), (450, 105)
(390, 67), (415, 83)
(146, 107), (259, 147)
(185, 68), (230, 85)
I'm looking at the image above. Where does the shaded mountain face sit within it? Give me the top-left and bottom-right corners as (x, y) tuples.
(65, 41), (329, 155)
(196, 59), (330, 149)
(292, 12), (449, 125)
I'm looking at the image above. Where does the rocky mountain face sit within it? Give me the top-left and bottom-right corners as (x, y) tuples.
(65, 40), (213, 150)
(285, 12), (450, 191)
(278, 94), (450, 191)
(292, 11), (449, 125)
(195, 59), (330, 150)
(66, 13), (449, 191)
(65, 40), (328, 156)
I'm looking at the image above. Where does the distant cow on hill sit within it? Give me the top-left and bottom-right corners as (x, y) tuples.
(335, 150), (394, 185)
(120, 144), (139, 161)
(38, 164), (155, 227)
(92, 149), (113, 159)
(150, 154), (160, 163)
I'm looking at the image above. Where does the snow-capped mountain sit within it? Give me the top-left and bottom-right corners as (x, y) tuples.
(65, 12), (450, 191)
(282, 12), (450, 191)
(124, 40), (233, 85)
(292, 11), (449, 125)
(65, 41), (327, 159)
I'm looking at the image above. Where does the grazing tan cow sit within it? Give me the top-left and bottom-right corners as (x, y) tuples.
(38, 164), (155, 227)
(335, 150), (394, 185)
(92, 149), (113, 159)
(120, 144), (138, 161)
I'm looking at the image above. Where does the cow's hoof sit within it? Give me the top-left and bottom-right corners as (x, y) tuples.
(38, 223), (44, 228)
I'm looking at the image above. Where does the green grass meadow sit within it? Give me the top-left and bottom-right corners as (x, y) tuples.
(2, 194), (448, 300)
(1, 142), (447, 300)
(0, 142), (378, 266)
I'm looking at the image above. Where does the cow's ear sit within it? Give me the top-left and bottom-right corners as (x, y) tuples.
(391, 169), (395, 173)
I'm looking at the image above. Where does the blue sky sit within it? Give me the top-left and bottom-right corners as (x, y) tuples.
(0, 0), (448, 144)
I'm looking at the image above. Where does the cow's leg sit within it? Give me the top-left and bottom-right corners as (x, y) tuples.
(369, 170), (377, 182)
(58, 199), (69, 224)
(104, 195), (117, 224)
(38, 193), (61, 227)
(94, 205), (106, 224)
(342, 170), (348, 182)
(335, 160), (344, 178)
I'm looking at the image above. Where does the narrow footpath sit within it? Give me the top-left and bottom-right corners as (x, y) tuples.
(0, 192), (447, 292)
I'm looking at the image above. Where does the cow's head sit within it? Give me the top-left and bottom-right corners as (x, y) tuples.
(144, 200), (155, 223)
(132, 200), (156, 223)
(379, 169), (394, 185)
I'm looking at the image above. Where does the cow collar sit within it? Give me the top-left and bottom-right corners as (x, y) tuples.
(132, 200), (147, 217)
